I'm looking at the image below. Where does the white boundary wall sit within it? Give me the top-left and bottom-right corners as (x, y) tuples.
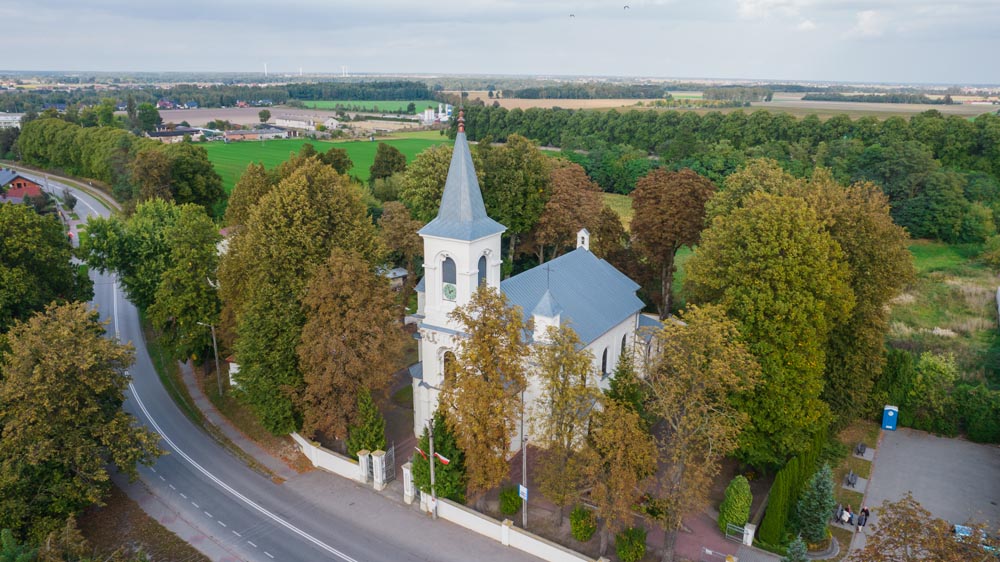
(291, 434), (599, 561)
(291, 433), (358, 479)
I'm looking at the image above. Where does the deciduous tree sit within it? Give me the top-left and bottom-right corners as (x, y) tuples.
(631, 168), (716, 317)
(440, 286), (528, 507)
(527, 162), (603, 263)
(685, 193), (852, 467)
(851, 493), (979, 562)
(378, 201), (424, 314)
(369, 143), (407, 186)
(0, 204), (92, 333)
(645, 305), (760, 561)
(258, 109), (271, 123)
(297, 249), (404, 441)
(224, 163), (273, 228)
(399, 144), (483, 222)
(585, 399), (657, 556)
(531, 324), (600, 525)
(0, 303), (160, 539)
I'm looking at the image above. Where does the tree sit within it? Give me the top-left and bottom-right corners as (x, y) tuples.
(136, 103), (161, 133)
(606, 352), (651, 429)
(531, 324), (600, 525)
(0, 204), (92, 333)
(685, 193), (852, 467)
(631, 168), (716, 317)
(0, 528), (36, 562)
(479, 135), (552, 268)
(527, 162), (603, 263)
(345, 390), (387, 457)
(796, 465), (835, 544)
(411, 412), (467, 503)
(369, 143), (407, 186)
(320, 146), (353, 175)
(645, 305), (760, 560)
(851, 493), (975, 562)
(440, 286), (528, 507)
(224, 163), (273, 228)
(258, 109), (271, 123)
(0, 303), (161, 539)
(82, 198), (181, 311)
(718, 476), (752, 533)
(130, 148), (174, 203)
(146, 205), (222, 361)
(585, 399), (657, 556)
(296, 249), (404, 441)
(591, 205), (629, 260)
(783, 536), (808, 562)
(378, 201), (423, 314)
(220, 159), (381, 434)
(909, 352), (959, 434)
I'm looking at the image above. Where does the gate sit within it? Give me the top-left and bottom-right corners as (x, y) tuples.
(384, 441), (396, 483)
(725, 523), (746, 543)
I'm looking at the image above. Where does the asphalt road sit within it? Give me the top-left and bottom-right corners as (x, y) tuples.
(23, 171), (540, 562)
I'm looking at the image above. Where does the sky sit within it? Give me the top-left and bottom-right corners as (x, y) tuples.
(3, 0), (998, 85)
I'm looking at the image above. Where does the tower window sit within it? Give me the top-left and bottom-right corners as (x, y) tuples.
(478, 256), (487, 287)
(442, 257), (456, 284)
(602, 347), (609, 377)
(621, 334), (627, 355)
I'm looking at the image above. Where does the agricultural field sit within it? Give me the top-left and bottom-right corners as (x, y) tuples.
(300, 99), (439, 113)
(203, 136), (451, 192)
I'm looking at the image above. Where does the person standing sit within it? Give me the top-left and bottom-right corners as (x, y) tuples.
(857, 506), (870, 531)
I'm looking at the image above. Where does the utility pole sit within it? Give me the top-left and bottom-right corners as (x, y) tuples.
(521, 389), (528, 529)
(197, 322), (223, 396)
(428, 419), (437, 520)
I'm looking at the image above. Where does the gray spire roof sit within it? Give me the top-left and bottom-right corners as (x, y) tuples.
(532, 289), (562, 318)
(418, 131), (506, 241)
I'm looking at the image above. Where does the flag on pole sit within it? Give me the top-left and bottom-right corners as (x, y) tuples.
(414, 446), (428, 460)
(434, 452), (451, 465)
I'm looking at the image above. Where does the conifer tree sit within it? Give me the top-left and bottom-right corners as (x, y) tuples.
(346, 390), (386, 458)
(796, 465), (836, 544)
(782, 536), (808, 562)
(411, 412), (466, 503)
(718, 476), (752, 533)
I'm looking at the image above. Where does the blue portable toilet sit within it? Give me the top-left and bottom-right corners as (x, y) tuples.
(882, 405), (899, 431)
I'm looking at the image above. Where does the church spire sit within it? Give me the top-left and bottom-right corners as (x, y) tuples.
(417, 109), (506, 242)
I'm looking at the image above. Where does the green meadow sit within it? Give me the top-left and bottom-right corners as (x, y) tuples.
(203, 137), (451, 192)
(300, 99), (439, 113)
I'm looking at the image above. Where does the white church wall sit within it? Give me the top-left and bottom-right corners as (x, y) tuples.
(583, 313), (640, 391)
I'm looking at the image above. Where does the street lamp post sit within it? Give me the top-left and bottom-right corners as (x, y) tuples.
(197, 322), (223, 397)
(521, 388), (528, 530)
(428, 419), (437, 520)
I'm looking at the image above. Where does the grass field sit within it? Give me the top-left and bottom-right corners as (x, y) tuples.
(300, 99), (438, 113)
(888, 240), (999, 382)
(204, 137), (451, 192)
(603, 192), (632, 230)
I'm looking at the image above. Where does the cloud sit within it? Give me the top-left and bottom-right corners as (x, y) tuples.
(852, 9), (886, 37)
(736, 0), (807, 19)
(796, 18), (816, 31)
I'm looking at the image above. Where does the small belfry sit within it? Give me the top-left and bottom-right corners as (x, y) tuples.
(410, 110), (658, 440)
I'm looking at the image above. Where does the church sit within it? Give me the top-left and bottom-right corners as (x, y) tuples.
(409, 113), (659, 439)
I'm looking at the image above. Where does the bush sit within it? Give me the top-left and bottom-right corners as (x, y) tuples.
(615, 527), (647, 562)
(499, 486), (522, 516)
(718, 475), (752, 533)
(782, 535), (808, 562)
(956, 383), (1000, 443)
(570, 505), (597, 542)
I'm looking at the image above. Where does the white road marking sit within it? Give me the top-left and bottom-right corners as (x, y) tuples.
(180, 493), (187, 499)
(265, 552), (275, 559)
(247, 541), (258, 548)
(150, 467), (156, 473)
(158, 475), (165, 481)
(232, 530), (242, 537)
(218, 520), (227, 527)
(204, 511), (213, 518)
(110, 244), (359, 562)
(192, 502), (200, 509)
(169, 484), (176, 490)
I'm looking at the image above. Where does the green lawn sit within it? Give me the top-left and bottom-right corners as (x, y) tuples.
(603, 192), (632, 230)
(299, 99), (439, 113)
(203, 137), (451, 193)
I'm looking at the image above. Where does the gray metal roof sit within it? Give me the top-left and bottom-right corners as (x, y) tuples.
(418, 132), (506, 242)
(0, 169), (17, 187)
(531, 289), (562, 318)
(501, 248), (644, 346)
(414, 276), (425, 293)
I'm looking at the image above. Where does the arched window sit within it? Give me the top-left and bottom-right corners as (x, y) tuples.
(442, 257), (456, 284)
(478, 255), (487, 287)
(601, 347), (609, 377)
(621, 334), (628, 356)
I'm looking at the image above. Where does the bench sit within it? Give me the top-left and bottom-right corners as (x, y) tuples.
(855, 442), (867, 456)
(845, 470), (858, 488)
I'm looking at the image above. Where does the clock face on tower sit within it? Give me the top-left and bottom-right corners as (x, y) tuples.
(443, 283), (457, 301)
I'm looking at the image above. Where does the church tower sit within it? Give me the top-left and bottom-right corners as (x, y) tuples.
(417, 111), (505, 330)
(413, 111), (506, 435)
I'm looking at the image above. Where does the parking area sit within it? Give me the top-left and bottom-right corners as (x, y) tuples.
(866, 428), (1000, 527)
